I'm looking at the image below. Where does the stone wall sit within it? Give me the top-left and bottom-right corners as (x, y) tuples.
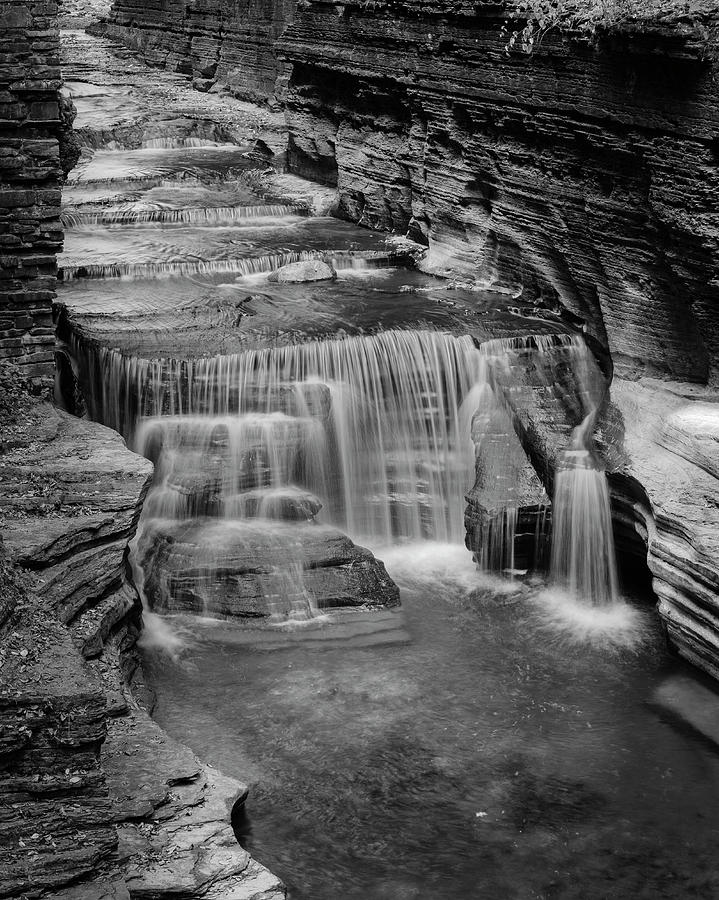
(278, 1), (719, 382)
(95, 0), (295, 101)
(0, 0), (70, 383)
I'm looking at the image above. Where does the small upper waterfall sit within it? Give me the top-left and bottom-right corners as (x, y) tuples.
(467, 333), (618, 604)
(61, 205), (306, 227)
(550, 447), (619, 606)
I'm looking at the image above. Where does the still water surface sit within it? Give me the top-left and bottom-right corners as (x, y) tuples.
(144, 545), (719, 900)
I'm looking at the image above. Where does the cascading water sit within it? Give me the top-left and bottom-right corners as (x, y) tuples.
(549, 447), (619, 606)
(61, 205), (306, 227)
(466, 333), (618, 605)
(87, 329), (482, 542)
(83, 329), (484, 622)
(546, 333), (619, 606)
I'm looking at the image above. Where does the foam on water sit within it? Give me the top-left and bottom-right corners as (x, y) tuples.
(378, 542), (519, 597)
(138, 609), (188, 658)
(531, 587), (650, 651)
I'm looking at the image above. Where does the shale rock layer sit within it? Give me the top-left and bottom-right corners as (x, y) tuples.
(0, 0), (78, 381)
(96, 0), (294, 101)
(278, 0), (719, 381)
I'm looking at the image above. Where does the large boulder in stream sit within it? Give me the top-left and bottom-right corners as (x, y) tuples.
(268, 259), (337, 283)
(137, 519), (400, 618)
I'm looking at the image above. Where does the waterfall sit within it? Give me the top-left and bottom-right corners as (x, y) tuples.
(61, 205), (306, 227)
(544, 341), (619, 606)
(59, 248), (404, 281)
(79, 329), (483, 547)
(550, 448), (619, 606)
(466, 332), (617, 601)
(141, 137), (233, 149)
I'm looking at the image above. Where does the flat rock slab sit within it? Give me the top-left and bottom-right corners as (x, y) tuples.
(652, 673), (719, 748)
(103, 706), (286, 898)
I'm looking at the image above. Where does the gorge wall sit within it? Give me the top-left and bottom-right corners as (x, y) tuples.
(95, 0), (295, 101)
(0, 0), (77, 383)
(278, 0), (719, 383)
(94, 0), (719, 382)
(0, 6), (286, 896)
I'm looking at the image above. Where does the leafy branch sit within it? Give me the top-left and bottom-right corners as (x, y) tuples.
(501, 0), (719, 54)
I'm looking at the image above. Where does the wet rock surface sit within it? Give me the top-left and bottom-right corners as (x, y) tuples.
(606, 379), (719, 681)
(95, 0), (294, 104)
(279, 0), (719, 381)
(268, 258), (337, 283)
(138, 519), (400, 618)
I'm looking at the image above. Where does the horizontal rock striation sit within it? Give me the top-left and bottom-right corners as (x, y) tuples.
(278, 0), (719, 381)
(0, 0), (78, 382)
(605, 380), (719, 681)
(95, 0), (295, 102)
(138, 519), (400, 618)
(0, 372), (287, 896)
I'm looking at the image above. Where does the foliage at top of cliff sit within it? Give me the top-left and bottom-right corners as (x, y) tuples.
(503, 0), (719, 54)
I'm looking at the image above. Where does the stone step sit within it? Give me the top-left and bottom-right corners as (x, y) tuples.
(173, 608), (410, 651)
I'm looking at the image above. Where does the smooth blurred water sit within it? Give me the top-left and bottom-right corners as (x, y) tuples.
(144, 546), (719, 900)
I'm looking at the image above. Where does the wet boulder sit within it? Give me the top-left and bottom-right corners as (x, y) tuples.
(137, 519), (400, 618)
(268, 260), (337, 283)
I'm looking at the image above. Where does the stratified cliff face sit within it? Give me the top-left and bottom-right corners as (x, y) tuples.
(96, 0), (295, 100)
(0, 0), (75, 383)
(279, 1), (719, 382)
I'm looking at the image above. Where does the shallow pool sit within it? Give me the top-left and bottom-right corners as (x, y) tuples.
(143, 544), (719, 900)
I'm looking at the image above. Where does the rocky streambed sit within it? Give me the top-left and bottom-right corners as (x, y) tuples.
(4, 6), (719, 899)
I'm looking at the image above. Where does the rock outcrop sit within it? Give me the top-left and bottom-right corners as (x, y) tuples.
(0, 369), (287, 896)
(278, 1), (719, 382)
(0, 0), (74, 383)
(138, 519), (400, 618)
(0, 368), (146, 896)
(605, 379), (719, 681)
(93, 0), (295, 102)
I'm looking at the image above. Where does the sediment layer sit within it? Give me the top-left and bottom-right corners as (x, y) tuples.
(0, 0), (79, 382)
(94, 0), (294, 102)
(278, 0), (719, 381)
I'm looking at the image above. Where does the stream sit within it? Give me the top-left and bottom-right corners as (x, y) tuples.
(58, 27), (719, 900)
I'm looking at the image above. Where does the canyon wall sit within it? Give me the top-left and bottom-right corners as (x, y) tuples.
(278, 1), (719, 382)
(93, 0), (719, 381)
(96, 0), (295, 101)
(0, 0), (77, 383)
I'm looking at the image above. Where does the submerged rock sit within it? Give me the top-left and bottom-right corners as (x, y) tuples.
(268, 259), (337, 283)
(224, 486), (323, 520)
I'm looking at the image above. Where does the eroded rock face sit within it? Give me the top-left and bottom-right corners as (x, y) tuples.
(278, 1), (719, 381)
(605, 380), (719, 681)
(0, 0), (71, 383)
(95, 0), (295, 102)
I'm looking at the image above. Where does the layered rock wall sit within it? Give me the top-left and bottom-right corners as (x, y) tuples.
(0, 0), (71, 382)
(96, 0), (295, 101)
(278, 1), (719, 382)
